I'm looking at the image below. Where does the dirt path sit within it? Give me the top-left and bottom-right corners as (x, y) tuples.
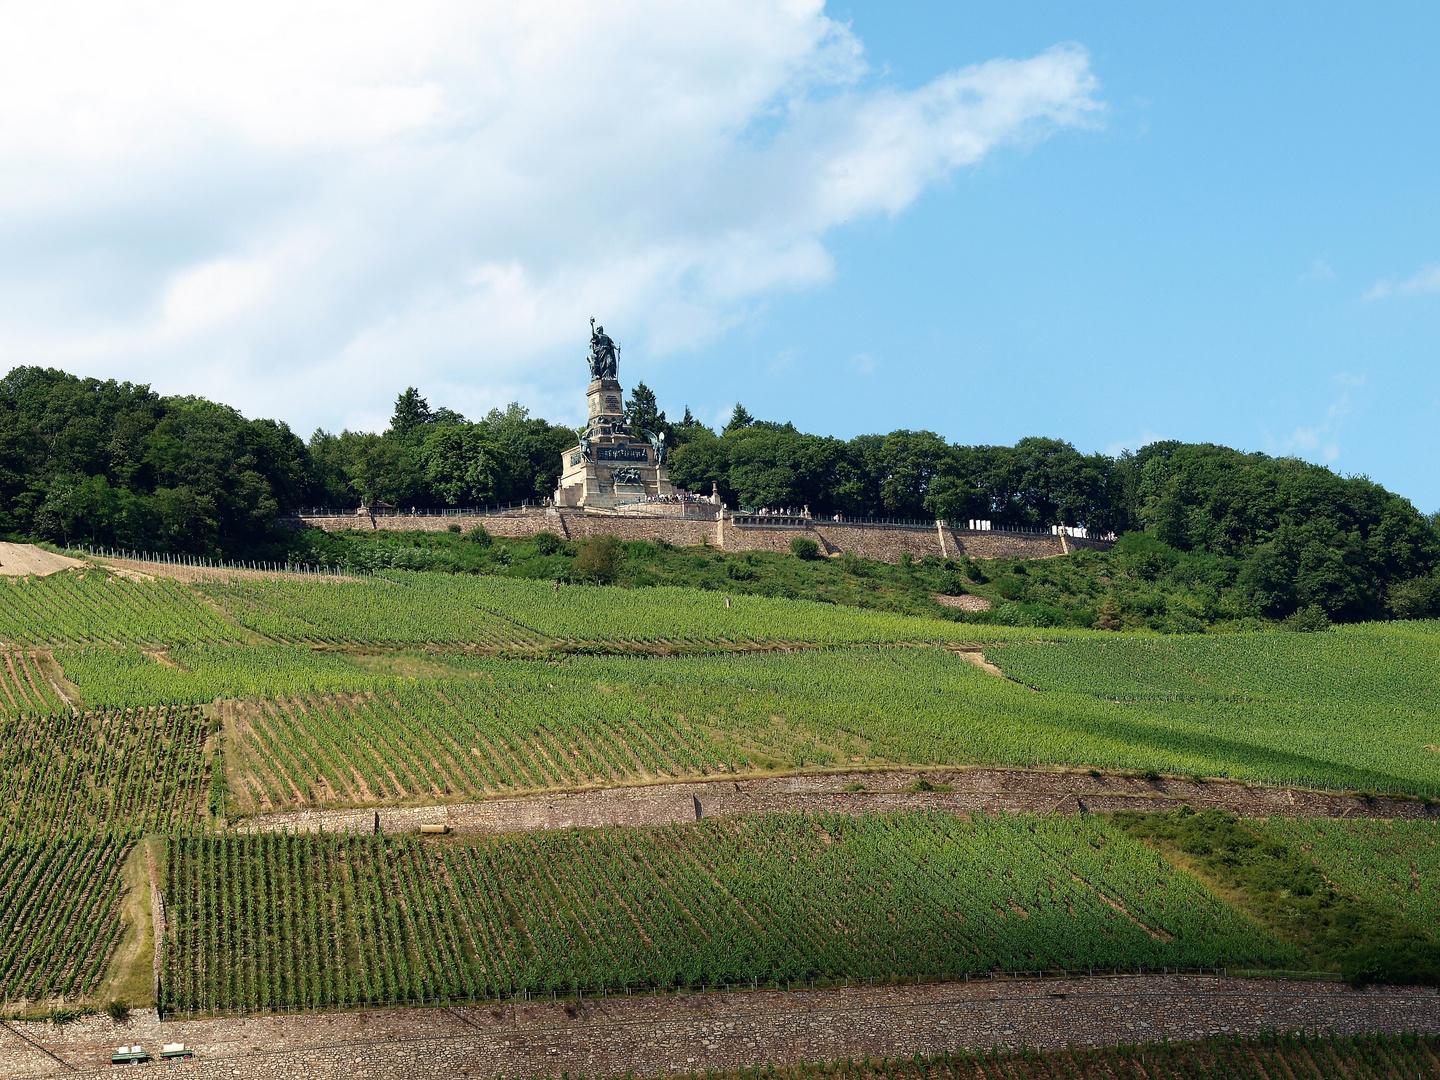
(4, 975), (1436, 1079)
(239, 765), (1439, 836)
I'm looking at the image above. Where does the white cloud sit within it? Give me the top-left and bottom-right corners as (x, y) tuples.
(1265, 376), (1364, 465)
(1364, 265), (1440, 300)
(0, 1), (1101, 432)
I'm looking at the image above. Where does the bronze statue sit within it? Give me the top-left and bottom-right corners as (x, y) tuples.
(588, 318), (619, 381)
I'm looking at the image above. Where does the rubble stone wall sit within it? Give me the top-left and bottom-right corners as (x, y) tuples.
(7, 977), (1437, 1080)
(237, 767), (1439, 837)
(289, 511), (1090, 564)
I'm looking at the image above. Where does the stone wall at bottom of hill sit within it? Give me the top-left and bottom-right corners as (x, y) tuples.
(287, 510), (1090, 565)
(6, 976), (1439, 1080)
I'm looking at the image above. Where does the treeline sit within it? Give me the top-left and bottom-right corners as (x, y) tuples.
(1, 366), (1437, 622)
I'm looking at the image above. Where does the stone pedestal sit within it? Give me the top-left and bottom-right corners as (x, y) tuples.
(554, 379), (673, 508)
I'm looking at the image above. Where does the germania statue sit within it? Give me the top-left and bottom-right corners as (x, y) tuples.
(587, 317), (619, 381)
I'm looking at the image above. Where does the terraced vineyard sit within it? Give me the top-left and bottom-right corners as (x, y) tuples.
(202, 571), (1030, 649)
(1261, 817), (1440, 932)
(0, 570), (246, 647)
(0, 649), (72, 717)
(0, 833), (135, 1003)
(0, 705), (213, 839)
(160, 811), (1290, 1013)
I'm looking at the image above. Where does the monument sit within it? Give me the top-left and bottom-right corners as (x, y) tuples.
(553, 320), (675, 508)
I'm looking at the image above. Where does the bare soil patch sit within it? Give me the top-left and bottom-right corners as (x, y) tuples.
(0, 544), (84, 577)
(933, 593), (992, 612)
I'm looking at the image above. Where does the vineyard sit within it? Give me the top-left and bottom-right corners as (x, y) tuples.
(0, 833), (134, 1003)
(159, 811), (1292, 1014)
(0, 705), (213, 839)
(203, 644), (1440, 809)
(987, 630), (1440, 706)
(1260, 817), (1440, 931)
(0, 649), (71, 717)
(0, 570), (246, 647)
(0, 553), (1437, 1030)
(200, 570), (1046, 650)
(610, 1035), (1440, 1080)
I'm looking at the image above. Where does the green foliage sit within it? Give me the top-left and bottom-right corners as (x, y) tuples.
(1258, 817), (1440, 938)
(533, 530), (566, 555)
(1281, 604), (1332, 632)
(1113, 808), (1438, 985)
(0, 367), (308, 554)
(573, 535), (624, 583)
(1389, 573), (1440, 619)
(790, 536), (820, 560)
(160, 812), (1289, 1012)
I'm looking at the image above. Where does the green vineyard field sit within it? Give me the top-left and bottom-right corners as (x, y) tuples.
(0, 833), (134, 1003)
(0, 705), (213, 839)
(138, 645), (1439, 810)
(201, 570), (1040, 649)
(159, 811), (1292, 1014)
(1260, 817), (1440, 932)
(0, 571), (245, 647)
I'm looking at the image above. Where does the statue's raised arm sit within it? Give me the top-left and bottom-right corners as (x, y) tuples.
(588, 317), (619, 381)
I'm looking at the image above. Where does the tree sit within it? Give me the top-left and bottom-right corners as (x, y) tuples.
(389, 388), (432, 437)
(573, 534), (623, 583)
(624, 382), (667, 438)
(724, 404), (754, 434)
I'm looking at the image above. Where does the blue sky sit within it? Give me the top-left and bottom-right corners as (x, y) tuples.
(651, 2), (1440, 510)
(2, 2), (1437, 508)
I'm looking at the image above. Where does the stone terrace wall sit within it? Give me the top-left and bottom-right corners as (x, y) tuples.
(237, 767), (1440, 837)
(290, 510), (1087, 565)
(7, 977), (1438, 1079)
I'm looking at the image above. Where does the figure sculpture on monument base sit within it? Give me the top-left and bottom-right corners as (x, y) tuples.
(554, 320), (674, 508)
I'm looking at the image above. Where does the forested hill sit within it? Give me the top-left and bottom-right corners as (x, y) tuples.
(2, 365), (1438, 623)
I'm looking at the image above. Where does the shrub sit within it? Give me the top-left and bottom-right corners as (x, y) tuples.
(573, 535), (624, 583)
(790, 537), (820, 560)
(448, 523), (461, 534)
(465, 525), (492, 547)
(533, 532), (565, 556)
(1388, 574), (1440, 619)
(106, 999), (130, 1022)
(1282, 604), (1332, 633)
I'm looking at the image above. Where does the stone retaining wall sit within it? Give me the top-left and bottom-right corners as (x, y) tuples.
(236, 767), (1439, 837)
(288, 511), (1090, 565)
(5, 977), (1437, 1079)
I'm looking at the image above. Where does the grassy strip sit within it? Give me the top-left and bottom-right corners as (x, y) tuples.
(1112, 807), (1440, 987)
